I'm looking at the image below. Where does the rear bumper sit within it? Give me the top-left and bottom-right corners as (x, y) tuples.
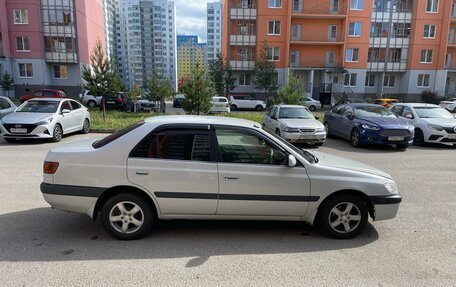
(369, 195), (402, 221)
(282, 131), (326, 144)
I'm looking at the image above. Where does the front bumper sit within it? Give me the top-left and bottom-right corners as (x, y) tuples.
(360, 128), (414, 145)
(1, 123), (53, 139)
(426, 130), (456, 145)
(369, 194), (402, 221)
(282, 131), (326, 144)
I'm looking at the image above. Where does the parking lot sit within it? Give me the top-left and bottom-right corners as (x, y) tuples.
(0, 134), (455, 286)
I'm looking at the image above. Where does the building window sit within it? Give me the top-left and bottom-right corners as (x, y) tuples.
(54, 65), (68, 79)
(348, 22), (362, 36)
(350, 0), (364, 10)
(420, 50), (433, 63)
(365, 74), (375, 87)
(13, 9), (28, 24)
(417, 74), (431, 87)
(344, 73), (357, 86)
(267, 47), (280, 61)
(423, 25), (436, 38)
(346, 48), (359, 62)
(383, 74), (395, 87)
(426, 0), (438, 12)
(16, 36), (30, 51)
(18, 63), (33, 78)
(239, 74), (251, 86)
(269, 0), (282, 8)
(268, 21), (281, 35)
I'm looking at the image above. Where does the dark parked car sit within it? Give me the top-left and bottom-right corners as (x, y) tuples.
(137, 96), (166, 113)
(323, 104), (415, 149)
(173, 94), (185, 108)
(20, 89), (66, 103)
(333, 97), (366, 107)
(104, 93), (134, 112)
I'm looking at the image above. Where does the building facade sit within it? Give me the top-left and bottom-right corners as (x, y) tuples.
(0, 0), (105, 98)
(222, 0), (456, 100)
(115, 0), (177, 90)
(177, 35), (207, 80)
(207, 1), (223, 61)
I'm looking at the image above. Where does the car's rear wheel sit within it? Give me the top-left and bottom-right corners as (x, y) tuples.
(52, 124), (63, 142)
(413, 129), (425, 146)
(87, 100), (96, 108)
(230, 105), (237, 111)
(4, 138), (16, 143)
(255, 105), (264, 112)
(309, 105), (317, 112)
(350, 129), (362, 147)
(81, 119), (90, 134)
(318, 194), (368, 239)
(101, 193), (154, 240)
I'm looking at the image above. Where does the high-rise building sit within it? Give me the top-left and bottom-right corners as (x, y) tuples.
(103, 0), (117, 59)
(222, 0), (456, 100)
(116, 0), (177, 90)
(0, 0), (105, 98)
(177, 35), (207, 80)
(207, 1), (223, 61)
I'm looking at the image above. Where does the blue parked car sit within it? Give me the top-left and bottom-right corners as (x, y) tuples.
(323, 104), (414, 149)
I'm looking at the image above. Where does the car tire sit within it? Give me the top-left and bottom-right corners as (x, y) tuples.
(350, 129), (362, 148)
(101, 193), (155, 240)
(52, 124), (63, 142)
(309, 105), (317, 112)
(230, 105), (237, 111)
(255, 105), (264, 112)
(275, 129), (281, 137)
(324, 122), (331, 137)
(396, 144), (408, 150)
(413, 129), (425, 146)
(87, 100), (96, 108)
(318, 194), (368, 239)
(81, 119), (90, 134)
(453, 107), (456, 113)
(4, 137), (16, 143)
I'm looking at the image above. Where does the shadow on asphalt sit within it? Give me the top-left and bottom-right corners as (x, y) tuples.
(0, 208), (379, 265)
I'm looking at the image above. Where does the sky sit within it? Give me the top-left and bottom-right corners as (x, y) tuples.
(174, 0), (216, 43)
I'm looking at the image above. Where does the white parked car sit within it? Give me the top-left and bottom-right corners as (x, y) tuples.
(229, 95), (266, 111)
(40, 115), (401, 240)
(390, 103), (456, 146)
(79, 90), (102, 108)
(0, 98), (90, 143)
(439, 98), (456, 113)
(302, 97), (322, 112)
(0, 96), (17, 119)
(263, 105), (326, 146)
(209, 96), (230, 114)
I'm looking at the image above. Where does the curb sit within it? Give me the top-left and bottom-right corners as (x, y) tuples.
(90, 129), (117, 133)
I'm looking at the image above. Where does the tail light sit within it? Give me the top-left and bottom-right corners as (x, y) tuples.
(43, 161), (59, 174)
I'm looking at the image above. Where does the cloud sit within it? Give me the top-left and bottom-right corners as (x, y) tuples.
(174, 0), (213, 42)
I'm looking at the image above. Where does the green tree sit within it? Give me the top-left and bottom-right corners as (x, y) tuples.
(0, 72), (14, 98)
(208, 53), (235, 97)
(81, 40), (121, 119)
(254, 44), (278, 94)
(181, 65), (215, 115)
(272, 72), (302, 105)
(129, 84), (141, 112)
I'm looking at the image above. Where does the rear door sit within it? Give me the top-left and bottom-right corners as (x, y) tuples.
(127, 127), (219, 215)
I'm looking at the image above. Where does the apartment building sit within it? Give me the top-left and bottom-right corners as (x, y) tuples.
(222, 0), (456, 100)
(177, 35), (207, 80)
(116, 0), (177, 90)
(207, 1), (223, 61)
(103, 0), (118, 59)
(0, 0), (105, 98)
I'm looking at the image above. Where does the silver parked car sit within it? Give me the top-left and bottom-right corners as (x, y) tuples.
(40, 116), (401, 240)
(0, 98), (90, 142)
(263, 105), (326, 146)
(0, 96), (17, 119)
(301, 97), (322, 112)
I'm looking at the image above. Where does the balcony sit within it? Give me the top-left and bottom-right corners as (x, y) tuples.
(230, 8), (257, 20)
(230, 35), (256, 46)
(45, 52), (78, 63)
(290, 58), (342, 69)
(42, 25), (76, 36)
(290, 30), (344, 45)
(230, 60), (255, 71)
(452, 4), (456, 22)
(369, 37), (410, 47)
(292, 0), (346, 18)
(371, 11), (412, 22)
(367, 61), (407, 72)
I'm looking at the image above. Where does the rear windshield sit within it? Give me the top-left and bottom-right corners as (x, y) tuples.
(92, 121), (145, 149)
(213, 97), (227, 102)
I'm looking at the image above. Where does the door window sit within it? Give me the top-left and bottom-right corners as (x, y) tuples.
(390, 105), (403, 116)
(60, 101), (72, 112)
(0, 99), (11, 109)
(215, 128), (287, 165)
(70, 101), (81, 110)
(401, 107), (414, 119)
(130, 130), (212, 162)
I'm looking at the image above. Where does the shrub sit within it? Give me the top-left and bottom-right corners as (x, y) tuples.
(420, 90), (440, 104)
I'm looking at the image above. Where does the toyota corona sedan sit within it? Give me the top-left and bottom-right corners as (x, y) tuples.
(40, 116), (401, 240)
(0, 98), (90, 142)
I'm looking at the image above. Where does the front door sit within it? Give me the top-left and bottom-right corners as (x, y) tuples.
(214, 127), (311, 217)
(127, 128), (219, 215)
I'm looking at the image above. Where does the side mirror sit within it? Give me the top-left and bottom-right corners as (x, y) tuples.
(61, 109), (71, 115)
(287, 154), (297, 167)
(346, 112), (353, 119)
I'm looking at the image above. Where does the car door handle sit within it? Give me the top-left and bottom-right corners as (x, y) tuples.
(136, 172), (149, 176)
(224, 176), (239, 180)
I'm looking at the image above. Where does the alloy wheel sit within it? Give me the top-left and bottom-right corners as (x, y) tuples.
(328, 202), (362, 234)
(108, 201), (144, 234)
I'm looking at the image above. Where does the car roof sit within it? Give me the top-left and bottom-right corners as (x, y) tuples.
(25, 98), (68, 102)
(212, 96), (227, 99)
(144, 115), (260, 129)
(347, 103), (384, 108)
(274, 104), (308, 108)
(394, 103), (440, 108)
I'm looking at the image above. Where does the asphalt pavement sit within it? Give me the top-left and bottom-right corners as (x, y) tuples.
(0, 134), (455, 286)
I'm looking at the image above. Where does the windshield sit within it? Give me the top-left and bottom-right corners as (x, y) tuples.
(355, 106), (395, 118)
(415, 107), (454, 119)
(213, 97), (227, 103)
(278, 107), (314, 119)
(17, 101), (59, 113)
(265, 129), (318, 164)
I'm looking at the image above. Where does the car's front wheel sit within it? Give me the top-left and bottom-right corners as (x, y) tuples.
(318, 194), (368, 239)
(101, 193), (154, 240)
(413, 129), (425, 146)
(230, 105), (237, 111)
(309, 105), (317, 112)
(87, 100), (96, 108)
(81, 119), (90, 134)
(255, 105), (264, 111)
(52, 124), (63, 142)
(350, 129), (362, 147)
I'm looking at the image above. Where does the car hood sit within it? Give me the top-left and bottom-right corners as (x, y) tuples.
(312, 151), (392, 179)
(356, 116), (408, 128)
(420, 117), (456, 126)
(1, 112), (55, 124)
(279, 118), (324, 129)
